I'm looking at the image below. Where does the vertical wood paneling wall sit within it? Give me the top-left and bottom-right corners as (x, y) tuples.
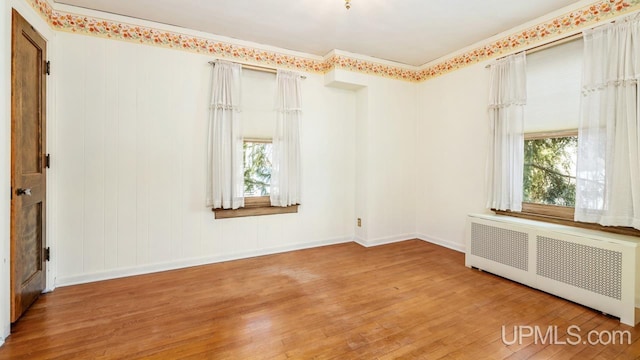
(55, 33), (358, 285)
(415, 64), (491, 251)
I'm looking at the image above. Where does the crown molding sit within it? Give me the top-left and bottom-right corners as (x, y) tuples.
(26, 0), (640, 83)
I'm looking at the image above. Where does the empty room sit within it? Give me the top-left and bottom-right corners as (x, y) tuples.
(1, 0), (640, 358)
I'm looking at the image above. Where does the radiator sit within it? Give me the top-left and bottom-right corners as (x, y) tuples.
(466, 214), (640, 326)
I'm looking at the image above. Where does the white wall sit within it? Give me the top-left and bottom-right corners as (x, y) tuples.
(327, 69), (417, 247)
(415, 63), (492, 251)
(354, 88), (369, 242)
(359, 77), (416, 245)
(54, 32), (359, 285)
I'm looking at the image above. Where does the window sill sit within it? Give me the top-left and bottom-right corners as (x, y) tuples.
(213, 196), (299, 219)
(494, 204), (640, 237)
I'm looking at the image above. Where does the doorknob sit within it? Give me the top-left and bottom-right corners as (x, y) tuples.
(16, 188), (32, 196)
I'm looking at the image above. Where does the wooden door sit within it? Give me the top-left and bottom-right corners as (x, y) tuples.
(11, 9), (48, 322)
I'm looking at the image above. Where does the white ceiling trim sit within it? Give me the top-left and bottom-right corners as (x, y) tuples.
(27, 0), (640, 82)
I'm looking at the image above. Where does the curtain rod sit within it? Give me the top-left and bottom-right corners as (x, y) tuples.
(208, 61), (307, 79)
(485, 32), (583, 68)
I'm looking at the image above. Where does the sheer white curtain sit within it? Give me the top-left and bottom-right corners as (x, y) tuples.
(206, 60), (244, 209)
(575, 13), (640, 229)
(271, 70), (302, 207)
(486, 52), (527, 211)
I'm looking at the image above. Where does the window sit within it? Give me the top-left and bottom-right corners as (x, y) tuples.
(243, 139), (272, 197)
(214, 139), (298, 219)
(215, 139), (297, 218)
(213, 70), (298, 219)
(518, 38), (582, 220)
(522, 131), (577, 220)
(495, 38), (640, 236)
(524, 134), (577, 206)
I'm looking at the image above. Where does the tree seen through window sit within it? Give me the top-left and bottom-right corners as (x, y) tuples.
(243, 141), (272, 197)
(523, 135), (577, 207)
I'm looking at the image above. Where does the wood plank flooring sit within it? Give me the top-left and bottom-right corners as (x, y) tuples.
(0, 240), (638, 359)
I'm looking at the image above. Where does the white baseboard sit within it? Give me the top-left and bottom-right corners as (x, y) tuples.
(1, 322), (8, 345)
(56, 233), (465, 287)
(417, 233), (466, 253)
(0, 322), (7, 347)
(354, 233), (417, 248)
(56, 236), (352, 287)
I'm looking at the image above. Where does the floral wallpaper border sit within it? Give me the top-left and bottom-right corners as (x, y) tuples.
(417, 0), (640, 81)
(27, 0), (640, 82)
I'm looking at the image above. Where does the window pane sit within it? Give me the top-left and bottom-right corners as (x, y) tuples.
(523, 136), (577, 207)
(244, 142), (272, 197)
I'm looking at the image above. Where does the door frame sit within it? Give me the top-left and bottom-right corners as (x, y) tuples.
(2, 1), (56, 341)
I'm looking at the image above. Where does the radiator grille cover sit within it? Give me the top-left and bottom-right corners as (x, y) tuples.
(537, 236), (622, 300)
(470, 223), (528, 271)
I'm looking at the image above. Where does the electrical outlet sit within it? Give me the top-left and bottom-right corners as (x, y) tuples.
(357, 218), (362, 227)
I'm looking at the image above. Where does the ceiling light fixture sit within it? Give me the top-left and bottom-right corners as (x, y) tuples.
(345, 0), (351, 10)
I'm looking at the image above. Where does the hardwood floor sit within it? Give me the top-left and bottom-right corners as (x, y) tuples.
(0, 240), (638, 359)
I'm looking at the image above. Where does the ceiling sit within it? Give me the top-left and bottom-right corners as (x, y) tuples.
(54, 0), (581, 66)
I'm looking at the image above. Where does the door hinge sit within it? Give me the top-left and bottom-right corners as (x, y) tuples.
(45, 153), (51, 168)
(45, 61), (50, 76)
(44, 247), (50, 262)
